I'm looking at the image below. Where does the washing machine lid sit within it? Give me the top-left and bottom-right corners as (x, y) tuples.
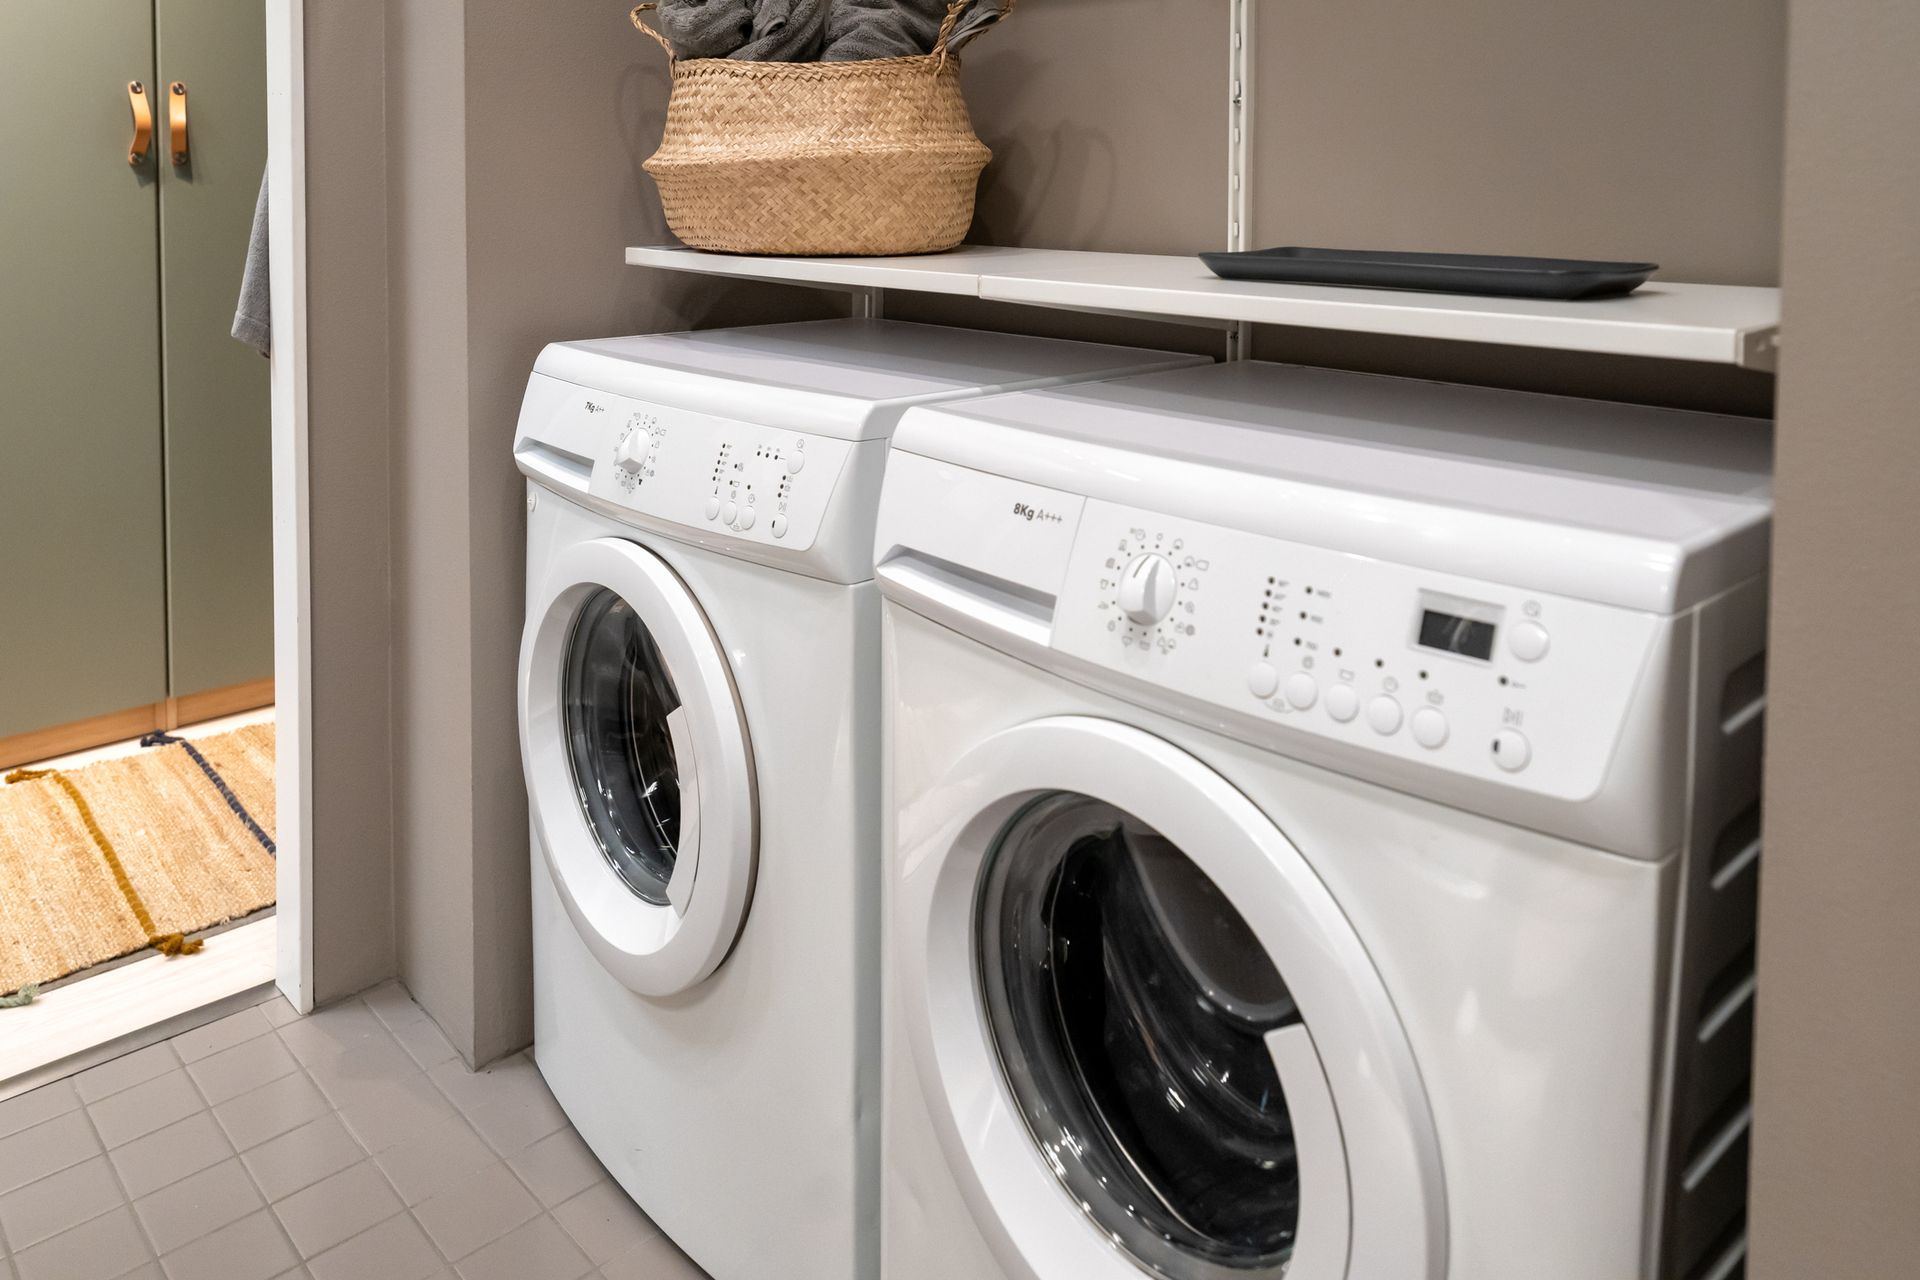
(531, 319), (1206, 443)
(884, 361), (1772, 612)
(518, 536), (756, 996)
(894, 716), (1446, 1280)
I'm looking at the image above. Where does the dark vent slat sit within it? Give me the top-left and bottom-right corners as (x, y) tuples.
(1720, 651), (1767, 735)
(1674, 1105), (1751, 1275)
(1684, 1222), (1748, 1280)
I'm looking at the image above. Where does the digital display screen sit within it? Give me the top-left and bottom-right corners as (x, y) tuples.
(1418, 610), (1497, 661)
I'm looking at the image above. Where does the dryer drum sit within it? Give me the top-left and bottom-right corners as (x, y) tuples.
(976, 792), (1304, 1278)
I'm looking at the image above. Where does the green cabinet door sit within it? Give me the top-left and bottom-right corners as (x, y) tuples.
(0, 0), (168, 737)
(156, 0), (272, 698)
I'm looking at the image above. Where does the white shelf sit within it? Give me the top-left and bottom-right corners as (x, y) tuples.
(625, 244), (1780, 370)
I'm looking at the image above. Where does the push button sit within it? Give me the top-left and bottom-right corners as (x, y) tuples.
(1492, 729), (1532, 772)
(1508, 621), (1550, 663)
(721, 500), (737, 526)
(1324, 684), (1360, 723)
(1410, 707), (1449, 749)
(1284, 673), (1319, 710)
(1246, 663), (1280, 700)
(1367, 696), (1403, 736)
(703, 496), (721, 521)
(735, 505), (757, 532)
(786, 452), (805, 474)
(770, 513), (789, 539)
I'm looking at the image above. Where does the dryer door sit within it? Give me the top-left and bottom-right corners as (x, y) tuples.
(896, 717), (1445, 1280)
(519, 537), (756, 996)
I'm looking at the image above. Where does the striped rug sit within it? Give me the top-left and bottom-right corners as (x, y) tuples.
(0, 724), (276, 998)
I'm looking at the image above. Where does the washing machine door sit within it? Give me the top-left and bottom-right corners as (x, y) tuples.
(897, 716), (1445, 1280)
(519, 536), (755, 997)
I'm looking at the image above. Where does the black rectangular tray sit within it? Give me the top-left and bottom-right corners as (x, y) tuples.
(1199, 247), (1658, 301)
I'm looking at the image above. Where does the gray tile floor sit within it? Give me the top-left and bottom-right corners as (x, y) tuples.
(0, 984), (710, 1280)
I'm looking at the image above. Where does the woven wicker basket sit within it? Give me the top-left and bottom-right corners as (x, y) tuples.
(631, 0), (1011, 256)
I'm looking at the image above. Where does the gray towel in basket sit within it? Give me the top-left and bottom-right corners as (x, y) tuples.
(822, 0), (1001, 61)
(653, 0), (755, 59)
(652, 0), (1003, 62)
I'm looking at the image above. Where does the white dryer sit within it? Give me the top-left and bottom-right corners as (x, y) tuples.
(874, 362), (1772, 1280)
(511, 319), (1203, 1280)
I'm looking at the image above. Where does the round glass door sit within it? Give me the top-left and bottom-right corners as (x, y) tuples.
(979, 795), (1302, 1279)
(563, 588), (686, 906)
(520, 536), (756, 998)
(894, 717), (1445, 1280)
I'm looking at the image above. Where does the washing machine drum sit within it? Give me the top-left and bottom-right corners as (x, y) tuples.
(979, 796), (1304, 1275)
(520, 537), (756, 997)
(562, 588), (693, 906)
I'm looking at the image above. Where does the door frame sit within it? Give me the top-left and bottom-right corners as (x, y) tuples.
(266, 0), (312, 1010)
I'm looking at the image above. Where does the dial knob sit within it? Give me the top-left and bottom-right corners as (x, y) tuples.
(1117, 552), (1178, 626)
(614, 430), (651, 474)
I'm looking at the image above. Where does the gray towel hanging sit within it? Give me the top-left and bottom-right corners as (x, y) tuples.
(232, 171), (271, 357)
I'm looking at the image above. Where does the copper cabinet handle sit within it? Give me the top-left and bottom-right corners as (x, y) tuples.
(168, 81), (188, 165)
(127, 81), (153, 166)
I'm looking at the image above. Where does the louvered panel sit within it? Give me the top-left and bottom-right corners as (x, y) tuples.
(1657, 576), (1766, 1280)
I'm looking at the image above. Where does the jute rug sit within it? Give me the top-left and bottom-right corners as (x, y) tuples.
(0, 723), (276, 998)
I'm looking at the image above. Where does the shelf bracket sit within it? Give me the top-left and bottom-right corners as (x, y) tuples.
(851, 286), (884, 321)
(1226, 0), (1256, 362)
(1738, 326), (1779, 372)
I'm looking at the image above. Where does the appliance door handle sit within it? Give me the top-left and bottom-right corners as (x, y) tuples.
(168, 81), (188, 165)
(662, 705), (700, 916)
(126, 81), (153, 165)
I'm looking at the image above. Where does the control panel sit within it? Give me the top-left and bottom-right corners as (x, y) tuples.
(1050, 499), (1661, 801)
(520, 385), (853, 549)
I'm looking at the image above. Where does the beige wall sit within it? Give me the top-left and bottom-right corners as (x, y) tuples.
(1748, 1), (1920, 1275)
(1251, 0), (1784, 282)
(387, 0), (480, 1055)
(1248, 0), (1783, 415)
(304, 0), (395, 1003)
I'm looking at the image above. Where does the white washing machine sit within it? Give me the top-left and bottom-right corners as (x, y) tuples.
(874, 362), (1772, 1280)
(510, 319), (1204, 1280)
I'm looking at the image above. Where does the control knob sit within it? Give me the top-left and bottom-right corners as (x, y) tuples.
(614, 429), (652, 475)
(1117, 552), (1178, 626)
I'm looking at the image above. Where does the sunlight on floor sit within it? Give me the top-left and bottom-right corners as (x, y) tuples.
(1, 708), (281, 1097)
